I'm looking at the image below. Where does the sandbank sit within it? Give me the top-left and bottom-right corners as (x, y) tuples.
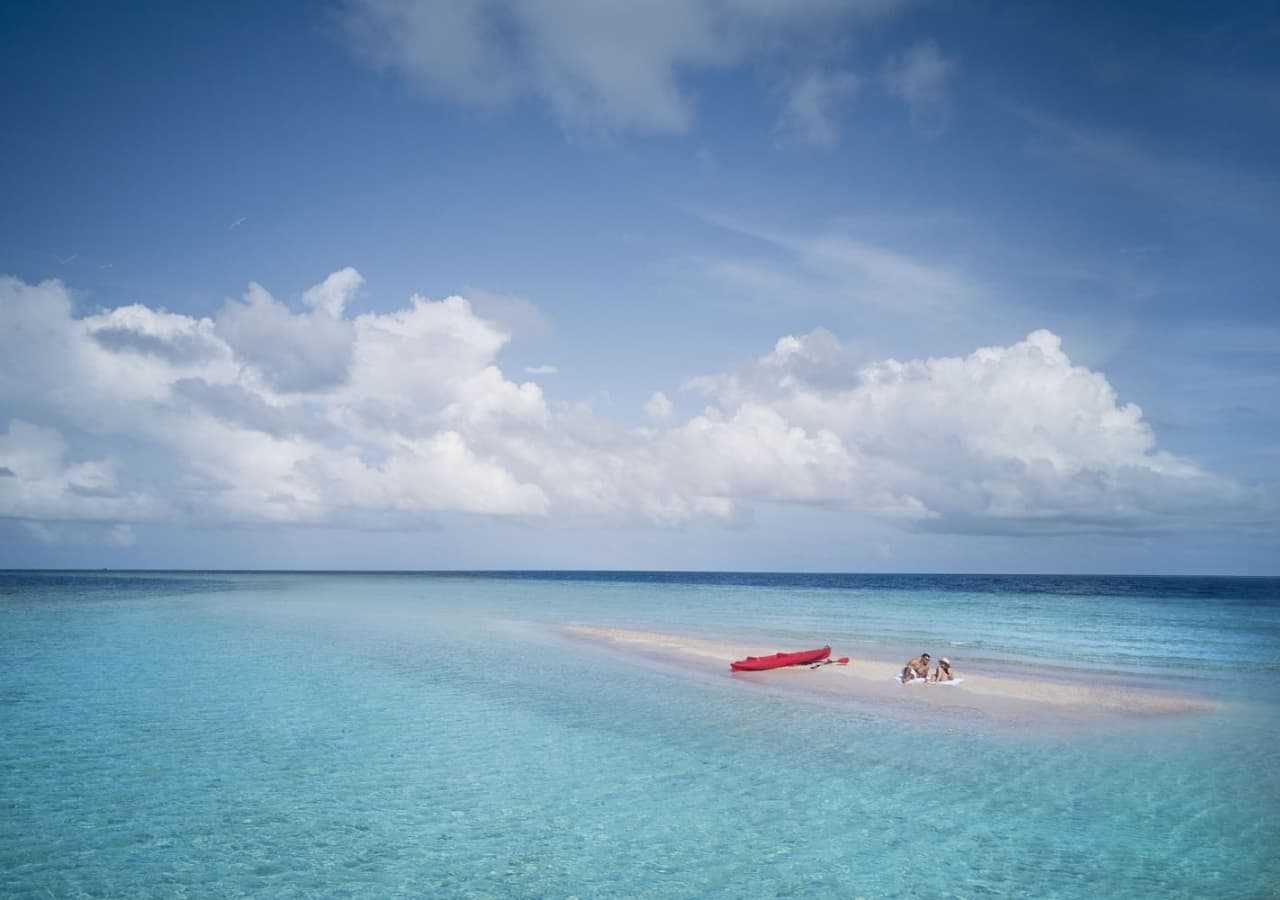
(564, 625), (1220, 724)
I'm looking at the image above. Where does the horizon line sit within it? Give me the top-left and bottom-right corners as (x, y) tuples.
(2, 568), (1276, 579)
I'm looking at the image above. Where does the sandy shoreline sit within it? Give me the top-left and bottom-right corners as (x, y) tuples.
(564, 625), (1220, 722)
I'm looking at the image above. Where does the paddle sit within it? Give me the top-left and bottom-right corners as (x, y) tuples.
(808, 657), (850, 669)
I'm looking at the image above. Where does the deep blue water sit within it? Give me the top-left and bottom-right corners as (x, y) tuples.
(2, 571), (1278, 897)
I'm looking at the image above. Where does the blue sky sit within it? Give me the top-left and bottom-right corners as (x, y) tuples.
(1, 0), (1277, 573)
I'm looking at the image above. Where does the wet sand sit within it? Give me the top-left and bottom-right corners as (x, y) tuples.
(564, 626), (1220, 724)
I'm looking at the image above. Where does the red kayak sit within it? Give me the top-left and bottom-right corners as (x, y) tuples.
(730, 645), (830, 672)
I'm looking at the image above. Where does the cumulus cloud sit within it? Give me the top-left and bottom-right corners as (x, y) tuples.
(215, 280), (356, 392)
(687, 328), (1246, 532)
(341, 0), (909, 133)
(883, 39), (952, 135)
(0, 419), (162, 523)
(644, 391), (674, 419)
(91, 305), (226, 364)
(301, 266), (363, 317)
(0, 274), (549, 527)
(0, 271), (1255, 538)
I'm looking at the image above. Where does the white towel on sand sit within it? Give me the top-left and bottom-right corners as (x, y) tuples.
(894, 674), (964, 686)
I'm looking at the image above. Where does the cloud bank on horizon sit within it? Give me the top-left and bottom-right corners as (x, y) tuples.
(0, 270), (1253, 543)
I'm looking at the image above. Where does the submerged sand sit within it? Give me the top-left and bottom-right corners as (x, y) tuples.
(564, 626), (1220, 724)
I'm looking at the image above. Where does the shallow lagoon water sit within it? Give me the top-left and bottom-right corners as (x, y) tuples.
(2, 571), (1278, 897)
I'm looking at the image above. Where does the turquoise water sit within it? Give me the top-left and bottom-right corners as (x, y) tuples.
(2, 571), (1278, 898)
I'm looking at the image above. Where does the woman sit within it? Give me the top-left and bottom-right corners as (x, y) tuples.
(929, 657), (955, 683)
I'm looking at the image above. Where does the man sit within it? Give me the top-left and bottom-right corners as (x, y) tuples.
(901, 652), (930, 682)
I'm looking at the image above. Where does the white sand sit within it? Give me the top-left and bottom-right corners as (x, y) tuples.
(564, 626), (1219, 720)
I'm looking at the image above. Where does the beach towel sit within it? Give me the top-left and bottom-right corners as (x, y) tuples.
(894, 674), (965, 686)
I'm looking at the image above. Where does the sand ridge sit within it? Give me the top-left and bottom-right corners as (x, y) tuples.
(564, 625), (1220, 719)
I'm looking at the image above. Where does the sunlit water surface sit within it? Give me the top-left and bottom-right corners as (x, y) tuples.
(2, 571), (1278, 898)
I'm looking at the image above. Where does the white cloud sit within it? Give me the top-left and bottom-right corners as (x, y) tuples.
(883, 39), (952, 135)
(215, 282), (356, 392)
(687, 327), (1247, 532)
(0, 271), (1255, 538)
(776, 69), (860, 147)
(341, 0), (909, 134)
(0, 419), (162, 523)
(301, 266), (363, 317)
(700, 214), (979, 314)
(644, 391), (673, 419)
(801, 234), (971, 308)
(0, 274), (549, 527)
(526, 364), (558, 375)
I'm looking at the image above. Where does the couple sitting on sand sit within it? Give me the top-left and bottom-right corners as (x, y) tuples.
(900, 653), (955, 684)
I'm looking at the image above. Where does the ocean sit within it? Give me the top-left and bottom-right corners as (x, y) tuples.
(2, 571), (1278, 898)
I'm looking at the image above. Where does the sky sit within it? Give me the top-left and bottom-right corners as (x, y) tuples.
(1, 0), (1277, 573)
